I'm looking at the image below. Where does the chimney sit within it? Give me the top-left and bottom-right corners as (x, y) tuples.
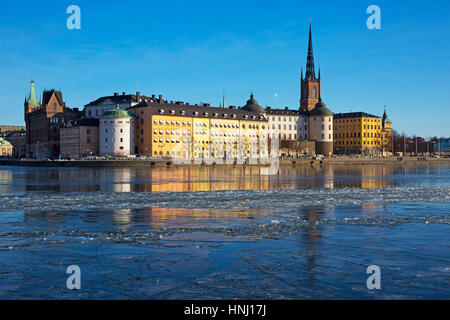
(152, 95), (155, 98)
(122, 92), (126, 96)
(136, 91), (140, 101)
(158, 95), (163, 103)
(114, 92), (119, 96)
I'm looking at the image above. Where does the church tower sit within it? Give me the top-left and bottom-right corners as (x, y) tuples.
(300, 23), (321, 112)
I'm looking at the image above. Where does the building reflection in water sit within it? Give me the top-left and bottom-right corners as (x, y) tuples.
(10, 164), (396, 195)
(0, 169), (13, 194)
(297, 206), (328, 286)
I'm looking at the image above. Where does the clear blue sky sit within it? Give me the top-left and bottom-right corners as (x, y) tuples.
(0, 0), (449, 137)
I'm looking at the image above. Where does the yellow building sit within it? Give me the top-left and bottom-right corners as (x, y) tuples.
(127, 96), (268, 162)
(333, 112), (383, 156)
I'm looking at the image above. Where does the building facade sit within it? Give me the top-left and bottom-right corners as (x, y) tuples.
(308, 100), (334, 156)
(24, 81), (82, 158)
(334, 112), (384, 156)
(60, 118), (100, 159)
(99, 107), (135, 156)
(127, 94), (268, 161)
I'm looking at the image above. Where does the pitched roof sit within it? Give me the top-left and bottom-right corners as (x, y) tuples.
(334, 112), (381, 119)
(42, 90), (64, 106)
(265, 107), (300, 116)
(128, 101), (268, 122)
(84, 93), (158, 108)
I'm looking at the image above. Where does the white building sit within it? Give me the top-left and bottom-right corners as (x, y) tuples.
(99, 106), (135, 156)
(307, 99), (334, 156)
(265, 107), (309, 141)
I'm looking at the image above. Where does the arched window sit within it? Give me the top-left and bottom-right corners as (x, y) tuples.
(312, 86), (317, 99)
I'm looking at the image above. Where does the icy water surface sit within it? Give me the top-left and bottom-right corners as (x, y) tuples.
(0, 164), (449, 299)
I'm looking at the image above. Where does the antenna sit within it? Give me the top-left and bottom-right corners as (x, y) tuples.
(137, 80), (139, 92)
(223, 89), (225, 108)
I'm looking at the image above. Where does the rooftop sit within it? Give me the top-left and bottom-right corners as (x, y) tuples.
(128, 100), (268, 122)
(334, 112), (381, 119)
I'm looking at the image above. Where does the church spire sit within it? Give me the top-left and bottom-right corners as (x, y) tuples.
(27, 80), (38, 106)
(305, 22), (316, 81)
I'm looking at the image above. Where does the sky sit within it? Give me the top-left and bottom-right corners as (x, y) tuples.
(0, 0), (449, 137)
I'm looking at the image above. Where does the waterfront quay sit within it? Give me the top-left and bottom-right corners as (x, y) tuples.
(1, 156), (449, 168)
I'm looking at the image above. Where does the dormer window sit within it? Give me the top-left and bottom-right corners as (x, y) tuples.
(194, 112), (199, 116)
(170, 110), (175, 115)
(159, 109), (164, 114)
(180, 110), (185, 115)
(204, 112), (208, 117)
(213, 113), (218, 117)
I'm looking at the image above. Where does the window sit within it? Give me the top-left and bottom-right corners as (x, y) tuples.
(312, 86), (317, 99)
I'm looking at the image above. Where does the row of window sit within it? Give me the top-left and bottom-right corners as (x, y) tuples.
(336, 140), (380, 146)
(270, 117), (298, 122)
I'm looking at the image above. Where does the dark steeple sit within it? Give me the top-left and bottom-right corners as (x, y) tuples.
(305, 22), (317, 81)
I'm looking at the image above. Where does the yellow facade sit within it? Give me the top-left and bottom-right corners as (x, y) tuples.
(334, 113), (383, 155)
(129, 104), (268, 162)
(151, 115), (192, 158)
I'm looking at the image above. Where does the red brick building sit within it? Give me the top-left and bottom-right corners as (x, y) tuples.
(24, 81), (82, 158)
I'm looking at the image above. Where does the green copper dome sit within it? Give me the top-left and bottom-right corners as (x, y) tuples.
(0, 137), (12, 147)
(102, 106), (133, 118)
(242, 93), (265, 114)
(382, 109), (392, 125)
(309, 99), (333, 117)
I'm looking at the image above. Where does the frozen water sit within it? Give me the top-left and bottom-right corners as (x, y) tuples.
(0, 164), (449, 299)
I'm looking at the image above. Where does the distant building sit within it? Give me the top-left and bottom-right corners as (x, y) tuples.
(265, 107), (303, 141)
(24, 81), (82, 158)
(0, 137), (13, 157)
(99, 106), (135, 156)
(0, 125), (25, 133)
(334, 112), (384, 156)
(84, 92), (158, 119)
(60, 118), (100, 159)
(127, 95), (268, 160)
(436, 138), (450, 153)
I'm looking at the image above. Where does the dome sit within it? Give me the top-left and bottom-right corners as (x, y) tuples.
(309, 99), (333, 117)
(382, 110), (392, 125)
(0, 137), (12, 147)
(242, 93), (265, 114)
(102, 106), (133, 118)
